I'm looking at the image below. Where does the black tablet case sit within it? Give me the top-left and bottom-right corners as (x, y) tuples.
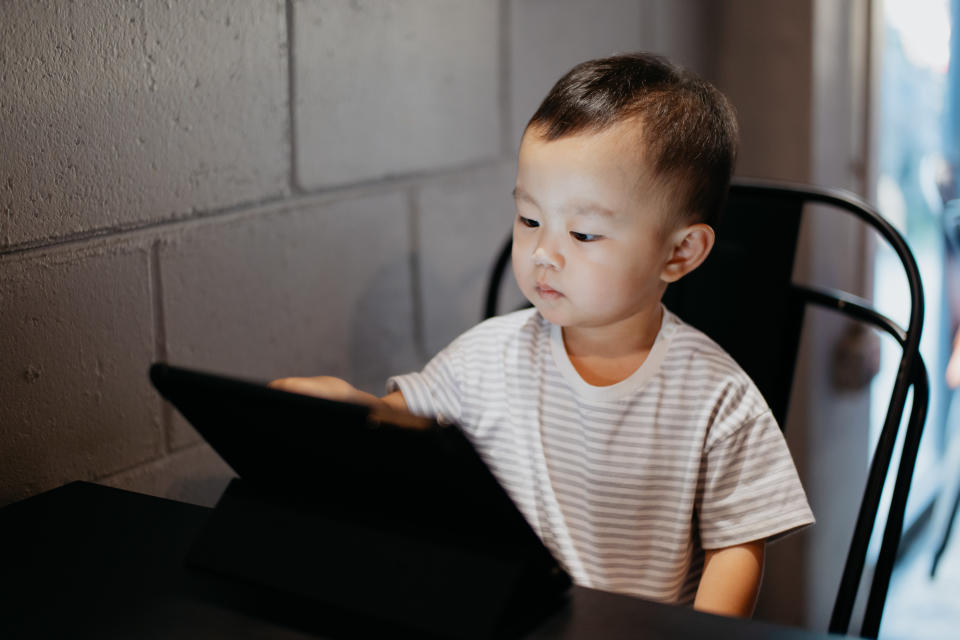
(149, 363), (570, 639)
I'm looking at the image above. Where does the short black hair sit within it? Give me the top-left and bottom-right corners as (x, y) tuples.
(526, 52), (738, 229)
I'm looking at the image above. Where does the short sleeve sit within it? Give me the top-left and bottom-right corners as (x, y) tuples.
(386, 339), (464, 425)
(698, 410), (815, 549)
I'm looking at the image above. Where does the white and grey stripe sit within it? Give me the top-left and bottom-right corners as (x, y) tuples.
(388, 307), (814, 605)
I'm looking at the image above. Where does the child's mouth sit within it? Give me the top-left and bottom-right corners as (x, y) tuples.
(536, 283), (563, 299)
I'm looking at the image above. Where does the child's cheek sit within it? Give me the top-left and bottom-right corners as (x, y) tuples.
(581, 271), (617, 307)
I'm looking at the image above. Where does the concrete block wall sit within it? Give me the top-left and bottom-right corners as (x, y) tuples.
(1, 0), (722, 509)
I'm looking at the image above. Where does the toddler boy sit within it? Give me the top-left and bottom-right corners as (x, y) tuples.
(272, 52), (814, 618)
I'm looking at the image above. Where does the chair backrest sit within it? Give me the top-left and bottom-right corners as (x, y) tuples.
(483, 179), (928, 638)
(661, 186), (805, 428)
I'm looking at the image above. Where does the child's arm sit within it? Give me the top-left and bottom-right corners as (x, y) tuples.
(693, 539), (765, 618)
(268, 376), (407, 413)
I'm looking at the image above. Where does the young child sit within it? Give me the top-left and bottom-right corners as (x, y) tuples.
(271, 52), (814, 618)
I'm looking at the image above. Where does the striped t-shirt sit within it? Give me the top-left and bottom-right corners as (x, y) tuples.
(388, 307), (814, 604)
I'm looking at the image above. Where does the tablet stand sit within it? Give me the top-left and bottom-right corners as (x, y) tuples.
(186, 478), (570, 639)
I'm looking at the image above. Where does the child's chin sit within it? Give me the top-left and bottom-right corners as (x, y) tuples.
(534, 305), (568, 326)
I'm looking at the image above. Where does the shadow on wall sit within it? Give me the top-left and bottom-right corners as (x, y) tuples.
(350, 255), (424, 394)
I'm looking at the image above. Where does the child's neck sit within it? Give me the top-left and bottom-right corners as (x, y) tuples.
(561, 306), (663, 387)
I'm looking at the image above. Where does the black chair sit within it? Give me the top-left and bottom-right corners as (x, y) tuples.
(483, 179), (928, 638)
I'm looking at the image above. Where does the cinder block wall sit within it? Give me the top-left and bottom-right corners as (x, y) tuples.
(1, 0), (722, 509)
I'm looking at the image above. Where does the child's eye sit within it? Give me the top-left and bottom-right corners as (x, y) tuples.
(571, 231), (600, 242)
(518, 215), (540, 228)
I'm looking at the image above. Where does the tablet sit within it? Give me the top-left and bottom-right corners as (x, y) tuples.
(150, 362), (530, 529)
(149, 362), (437, 503)
(148, 362), (571, 624)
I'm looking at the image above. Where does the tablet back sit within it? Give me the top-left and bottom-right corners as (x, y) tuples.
(149, 362), (571, 638)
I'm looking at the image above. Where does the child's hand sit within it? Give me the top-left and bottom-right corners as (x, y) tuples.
(268, 376), (409, 416)
(268, 376), (372, 405)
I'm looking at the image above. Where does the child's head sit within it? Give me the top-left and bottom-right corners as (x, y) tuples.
(512, 53), (739, 333)
(526, 52), (738, 230)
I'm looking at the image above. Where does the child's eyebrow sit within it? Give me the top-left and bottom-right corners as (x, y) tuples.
(571, 203), (615, 218)
(512, 187), (536, 205)
(513, 187), (615, 218)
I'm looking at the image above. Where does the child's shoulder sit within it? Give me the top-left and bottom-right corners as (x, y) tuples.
(661, 308), (756, 388)
(436, 308), (541, 357)
(662, 308), (775, 438)
(438, 307), (543, 365)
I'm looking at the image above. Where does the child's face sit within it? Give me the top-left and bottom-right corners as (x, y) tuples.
(511, 122), (678, 333)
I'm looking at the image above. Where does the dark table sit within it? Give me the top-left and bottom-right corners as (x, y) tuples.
(0, 482), (840, 639)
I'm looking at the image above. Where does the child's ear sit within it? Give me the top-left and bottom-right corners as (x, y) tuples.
(661, 223), (715, 283)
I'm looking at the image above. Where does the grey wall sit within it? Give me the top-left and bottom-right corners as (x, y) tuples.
(0, 0), (719, 507)
(2, 0), (851, 631)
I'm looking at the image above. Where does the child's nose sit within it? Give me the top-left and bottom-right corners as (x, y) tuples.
(533, 244), (562, 269)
